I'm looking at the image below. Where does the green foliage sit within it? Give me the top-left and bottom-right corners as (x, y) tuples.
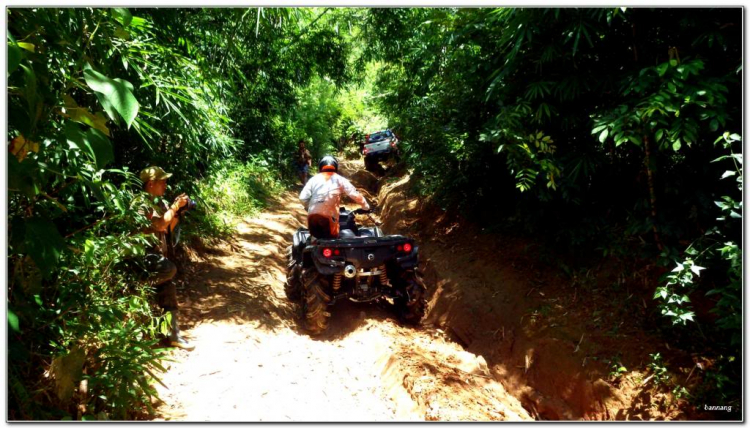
(7, 6), (353, 420)
(653, 258), (701, 325)
(653, 132), (741, 357)
(648, 353), (670, 386)
(7, 5), (743, 418)
(692, 355), (740, 411)
(190, 157), (284, 242)
(83, 64), (139, 129)
(363, 7), (741, 408)
(607, 354), (628, 382)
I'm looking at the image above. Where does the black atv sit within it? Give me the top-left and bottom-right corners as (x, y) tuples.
(285, 207), (426, 335)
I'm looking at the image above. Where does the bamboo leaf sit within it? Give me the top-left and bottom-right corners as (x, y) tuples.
(598, 128), (608, 143)
(8, 41), (21, 75)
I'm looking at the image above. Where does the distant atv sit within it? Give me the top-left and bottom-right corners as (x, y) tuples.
(362, 129), (399, 172)
(285, 207), (426, 335)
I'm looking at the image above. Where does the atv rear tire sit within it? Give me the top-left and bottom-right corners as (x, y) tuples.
(395, 271), (426, 324)
(302, 269), (331, 334)
(285, 245), (302, 301)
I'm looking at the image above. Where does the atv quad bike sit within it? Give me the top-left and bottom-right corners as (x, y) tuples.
(285, 207), (426, 335)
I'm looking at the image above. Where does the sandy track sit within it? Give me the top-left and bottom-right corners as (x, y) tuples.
(152, 163), (530, 422)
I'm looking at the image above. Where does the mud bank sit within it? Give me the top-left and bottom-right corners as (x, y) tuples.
(371, 167), (693, 421)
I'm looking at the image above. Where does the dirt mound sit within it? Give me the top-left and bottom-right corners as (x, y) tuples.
(371, 163), (700, 420)
(382, 329), (529, 421)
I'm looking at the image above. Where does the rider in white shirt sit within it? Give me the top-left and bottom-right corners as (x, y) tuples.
(299, 155), (370, 239)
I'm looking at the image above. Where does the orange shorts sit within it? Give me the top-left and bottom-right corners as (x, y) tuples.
(308, 213), (339, 239)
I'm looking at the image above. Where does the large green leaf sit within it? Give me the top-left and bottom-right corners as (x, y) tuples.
(112, 8), (133, 26)
(64, 122), (114, 169)
(83, 64), (139, 129)
(85, 128), (115, 169)
(24, 217), (66, 278)
(8, 42), (21, 75)
(7, 33), (22, 76)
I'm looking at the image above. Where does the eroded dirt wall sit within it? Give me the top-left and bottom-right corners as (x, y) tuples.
(371, 167), (692, 421)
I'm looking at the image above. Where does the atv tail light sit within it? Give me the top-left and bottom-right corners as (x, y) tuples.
(397, 243), (412, 253)
(322, 248), (332, 258)
(363, 148), (369, 154)
(390, 141), (396, 148)
(334, 249), (340, 256)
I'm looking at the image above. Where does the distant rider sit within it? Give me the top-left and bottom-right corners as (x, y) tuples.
(299, 155), (370, 239)
(295, 139), (313, 185)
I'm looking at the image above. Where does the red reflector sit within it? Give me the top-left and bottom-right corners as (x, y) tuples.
(334, 249), (340, 256)
(363, 148), (369, 154)
(397, 245), (403, 251)
(322, 248), (332, 257)
(391, 141), (396, 147)
(403, 243), (412, 253)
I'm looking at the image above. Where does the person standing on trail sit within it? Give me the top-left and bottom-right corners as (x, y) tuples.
(300, 155), (370, 239)
(295, 139), (313, 185)
(137, 166), (195, 351)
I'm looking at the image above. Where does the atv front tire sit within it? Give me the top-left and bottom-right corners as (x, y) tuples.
(285, 245), (302, 301)
(302, 269), (331, 334)
(395, 271), (426, 324)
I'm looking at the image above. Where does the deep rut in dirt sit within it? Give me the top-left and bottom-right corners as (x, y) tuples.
(152, 161), (530, 421)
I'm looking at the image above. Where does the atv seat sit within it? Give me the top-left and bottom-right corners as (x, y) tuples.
(358, 227), (381, 238)
(339, 229), (357, 239)
(338, 228), (381, 239)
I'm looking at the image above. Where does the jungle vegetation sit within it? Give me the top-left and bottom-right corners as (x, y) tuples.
(7, 7), (742, 419)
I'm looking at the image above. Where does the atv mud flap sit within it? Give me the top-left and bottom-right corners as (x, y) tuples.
(312, 257), (346, 276)
(396, 246), (419, 270)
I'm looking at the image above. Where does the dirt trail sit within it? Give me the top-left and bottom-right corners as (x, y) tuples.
(152, 162), (530, 421)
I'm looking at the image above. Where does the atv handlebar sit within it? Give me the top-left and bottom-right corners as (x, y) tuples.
(354, 208), (372, 214)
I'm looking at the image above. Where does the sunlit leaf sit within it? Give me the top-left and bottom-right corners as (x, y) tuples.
(112, 8), (133, 27)
(656, 62), (669, 77)
(598, 128), (608, 143)
(83, 64), (139, 129)
(17, 42), (35, 53)
(63, 95), (111, 136)
(8, 309), (20, 332)
(8, 41), (21, 75)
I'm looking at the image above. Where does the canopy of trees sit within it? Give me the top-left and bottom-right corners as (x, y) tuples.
(362, 5), (741, 351)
